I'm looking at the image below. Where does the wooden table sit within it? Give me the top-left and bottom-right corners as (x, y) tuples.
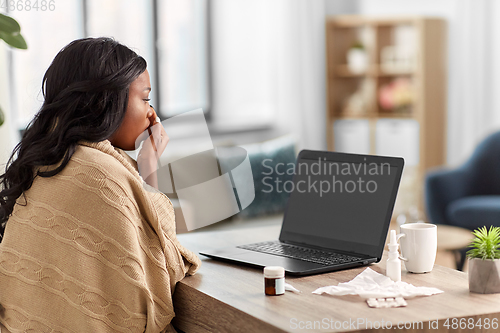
(173, 217), (500, 332)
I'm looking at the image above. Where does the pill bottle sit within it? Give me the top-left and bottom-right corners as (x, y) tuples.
(264, 266), (285, 296)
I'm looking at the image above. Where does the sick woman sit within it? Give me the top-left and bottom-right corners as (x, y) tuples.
(0, 37), (200, 332)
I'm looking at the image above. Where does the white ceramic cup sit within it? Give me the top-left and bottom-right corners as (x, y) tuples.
(398, 223), (437, 273)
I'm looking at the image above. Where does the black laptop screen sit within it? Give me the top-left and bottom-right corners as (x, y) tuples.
(279, 151), (403, 257)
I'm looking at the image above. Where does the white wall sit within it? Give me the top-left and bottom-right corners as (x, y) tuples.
(357, 0), (456, 16)
(325, 0), (358, 15)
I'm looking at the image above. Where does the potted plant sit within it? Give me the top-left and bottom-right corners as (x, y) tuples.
(0, 13), (27, 127)
(346, 41), (367, 74)
(467, 226), (500, 294)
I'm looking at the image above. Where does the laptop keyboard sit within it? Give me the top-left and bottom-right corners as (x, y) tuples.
(237, 241), (362, 266)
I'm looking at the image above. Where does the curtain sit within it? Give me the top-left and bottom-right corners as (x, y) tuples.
(0, 43), (14, 169)
(447, 0), (500, 165)
(211, 0), (327, 151)
(276, 0), (327, 151)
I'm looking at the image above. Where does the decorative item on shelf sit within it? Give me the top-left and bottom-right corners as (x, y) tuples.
(378, 78), (414, 114)
(342, 93), (365, 116)
(467, 226), (500, 294)
(341, 80), (373, 117)
(346, 41), (368, 74)
(380, 45), (415, 73)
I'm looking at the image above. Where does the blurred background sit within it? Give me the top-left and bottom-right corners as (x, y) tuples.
(1, 0), (500, 231)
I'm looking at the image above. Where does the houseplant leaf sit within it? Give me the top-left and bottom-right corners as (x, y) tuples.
(0, 13), (27, 127)
(0, 106), (4, 127)
(0, 13), (21, 34)
(0, 31), (27, 50)
(466, 226), (500, 260)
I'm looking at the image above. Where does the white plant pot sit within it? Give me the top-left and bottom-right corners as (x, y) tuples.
(468, 258), (500, 294)
(347, 48), (367, 73)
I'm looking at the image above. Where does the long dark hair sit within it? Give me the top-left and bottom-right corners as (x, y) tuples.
(0, 37), (147, 240)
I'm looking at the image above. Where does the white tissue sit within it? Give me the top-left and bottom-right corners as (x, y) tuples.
(285, 282), (301, 293)
(312, 268), (444, 299)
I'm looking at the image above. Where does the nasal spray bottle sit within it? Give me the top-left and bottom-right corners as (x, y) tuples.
(386, 230), (402, 282)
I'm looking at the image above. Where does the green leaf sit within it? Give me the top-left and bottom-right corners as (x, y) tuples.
(0, 31), (27, 49)
(0, 13), (21, 34)
(467, 226), (500, 260)
(0, 105), (4, 127)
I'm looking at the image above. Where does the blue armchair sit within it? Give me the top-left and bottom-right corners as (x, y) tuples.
(425, 131), (500, 231)
(425, 131), (500, 270)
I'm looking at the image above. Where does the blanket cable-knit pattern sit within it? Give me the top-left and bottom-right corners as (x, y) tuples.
(0, 140), (201, 333)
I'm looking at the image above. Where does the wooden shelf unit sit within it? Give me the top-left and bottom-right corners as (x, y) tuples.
(325, 15), (447, 211)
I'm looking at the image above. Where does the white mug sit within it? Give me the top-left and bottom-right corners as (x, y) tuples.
(398, 223), (437, 273)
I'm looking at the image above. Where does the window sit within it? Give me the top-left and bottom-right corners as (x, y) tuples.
(6, 1), (84, 129)
(86, 0), (157, 113)
(157, 0), (210, 118)
(7, 0), (278, 135)
(210, 0), (279, 130)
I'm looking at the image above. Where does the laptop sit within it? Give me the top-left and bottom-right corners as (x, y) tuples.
(200, 149), (404, 276)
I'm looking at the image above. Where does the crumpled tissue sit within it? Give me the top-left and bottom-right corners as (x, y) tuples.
(285, 282), (301, 293)
(312, 268), (444, 299)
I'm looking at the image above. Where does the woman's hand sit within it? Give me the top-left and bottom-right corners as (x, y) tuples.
(137, 107), (169, 189)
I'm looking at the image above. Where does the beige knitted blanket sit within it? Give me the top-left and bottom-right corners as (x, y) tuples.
(0, 140), (201, 332)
